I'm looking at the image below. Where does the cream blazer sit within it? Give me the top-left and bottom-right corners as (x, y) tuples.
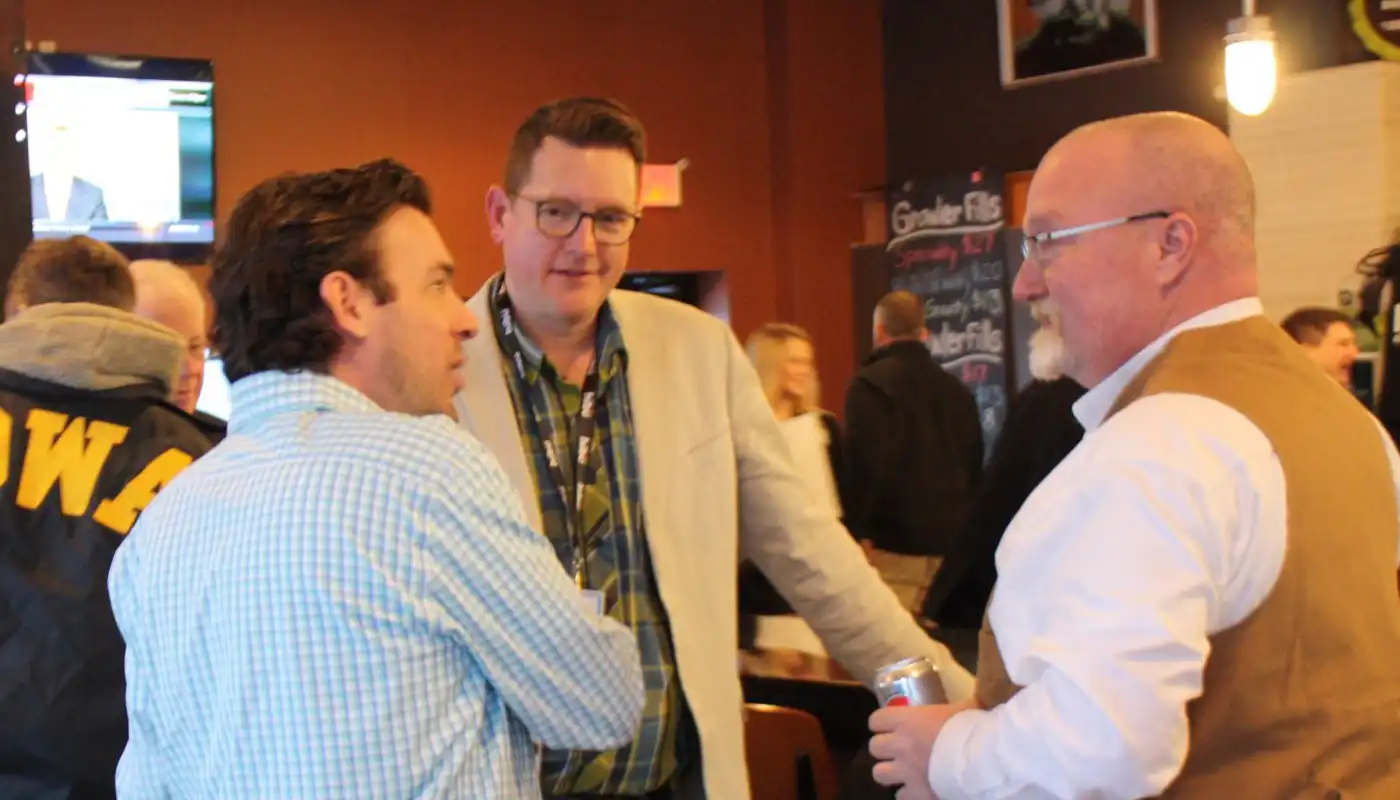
(453, 281), (973, 799)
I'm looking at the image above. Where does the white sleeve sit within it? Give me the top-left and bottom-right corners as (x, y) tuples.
(720, 327), (975, 698)
(1368, 416), (1400, 566)
(929, 395), (1269, 799)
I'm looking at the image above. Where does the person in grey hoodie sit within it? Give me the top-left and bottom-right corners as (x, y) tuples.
(0, 235), (214, 800)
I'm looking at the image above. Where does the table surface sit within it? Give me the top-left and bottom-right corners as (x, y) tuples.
(738, 625), (981, 685)
(738, 646), (861, 686)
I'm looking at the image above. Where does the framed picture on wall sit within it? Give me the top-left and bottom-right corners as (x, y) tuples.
(998, 0), (1159, 88)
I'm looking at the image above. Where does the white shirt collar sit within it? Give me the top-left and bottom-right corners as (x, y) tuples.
(1072, 297), (1265, 432)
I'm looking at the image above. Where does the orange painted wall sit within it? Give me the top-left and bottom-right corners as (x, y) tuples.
(25, 0), (882, 409)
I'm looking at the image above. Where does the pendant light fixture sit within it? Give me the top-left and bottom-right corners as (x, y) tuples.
(1224, 0), (1278, 116)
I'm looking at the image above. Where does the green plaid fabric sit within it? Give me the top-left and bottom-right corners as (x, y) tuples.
(489, 279), (693, 796)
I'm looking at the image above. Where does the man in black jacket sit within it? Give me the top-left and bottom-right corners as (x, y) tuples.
(921, 376), (1087, 633)
(0, 236), (216, 800)
(843, 290), (983, 611)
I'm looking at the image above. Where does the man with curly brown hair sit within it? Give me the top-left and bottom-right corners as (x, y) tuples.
(108, 159), (646, 799)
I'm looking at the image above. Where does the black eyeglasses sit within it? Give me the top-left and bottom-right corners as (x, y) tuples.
(516, 196), (641, 245)
(1022, 210), (1171, 262)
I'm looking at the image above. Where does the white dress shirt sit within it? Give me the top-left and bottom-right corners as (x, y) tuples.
(928, 298), (1400, 799)
(780, 411), (843, 519)
(753, 412), (844, 657)
(43, 173), (71, 221)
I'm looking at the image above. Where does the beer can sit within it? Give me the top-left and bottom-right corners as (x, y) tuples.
(874, 655), (947, 707)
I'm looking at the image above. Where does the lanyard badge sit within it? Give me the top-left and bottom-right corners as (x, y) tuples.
(495, 281), (603, 590)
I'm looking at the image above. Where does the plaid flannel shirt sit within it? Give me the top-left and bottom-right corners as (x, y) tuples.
(491, 279), (694, 795)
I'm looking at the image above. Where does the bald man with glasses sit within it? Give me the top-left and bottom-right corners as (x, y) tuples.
(868, 111), (1400, 800)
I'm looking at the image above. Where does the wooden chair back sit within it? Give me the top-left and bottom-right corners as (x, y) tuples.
(743, 702), (839, 800)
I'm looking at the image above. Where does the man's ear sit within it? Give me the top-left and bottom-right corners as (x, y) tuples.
(1156, 213), (1199, 288)
(486, 186), (511, 245)
(319, 271), (372, 341)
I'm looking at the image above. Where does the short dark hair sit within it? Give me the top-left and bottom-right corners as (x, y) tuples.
(209, 158), (431, 383)
(4, 235), (134, 320)
(503, 97), (646, 197)
(876, 290), (926, 338)
(1280, 307), (1353, 346)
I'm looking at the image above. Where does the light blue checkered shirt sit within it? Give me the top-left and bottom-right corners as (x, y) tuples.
(108, 371), (645, 799)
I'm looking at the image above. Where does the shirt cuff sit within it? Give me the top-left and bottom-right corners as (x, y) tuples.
(928, 707), (988, 798)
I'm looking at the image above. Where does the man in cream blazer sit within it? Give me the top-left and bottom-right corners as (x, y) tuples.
(456, 280), (973, 798)
(455, 96), (972, 799)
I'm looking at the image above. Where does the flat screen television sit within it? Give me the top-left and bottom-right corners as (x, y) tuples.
(22, 52), (214, 262)
(619, 272), (701, 306)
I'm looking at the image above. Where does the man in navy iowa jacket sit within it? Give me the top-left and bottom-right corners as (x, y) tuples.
(0, 237), (216, 799)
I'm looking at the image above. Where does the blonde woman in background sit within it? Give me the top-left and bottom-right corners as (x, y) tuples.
(738, 323), (854, 656)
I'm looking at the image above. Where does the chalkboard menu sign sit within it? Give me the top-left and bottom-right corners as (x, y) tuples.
(885, 171), (1011, 458)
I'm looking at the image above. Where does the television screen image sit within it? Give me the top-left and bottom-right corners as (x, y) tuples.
(22, 52), (214, 251)
(619, 272), (701, 305)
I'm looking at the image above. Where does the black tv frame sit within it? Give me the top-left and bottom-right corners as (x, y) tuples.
(22, 51), (216, 265)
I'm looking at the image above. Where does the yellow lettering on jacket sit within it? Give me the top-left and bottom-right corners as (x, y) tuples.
(92, 448), (194, 534)
(17, 410), (130, 515)
(0, 407), (10, 487)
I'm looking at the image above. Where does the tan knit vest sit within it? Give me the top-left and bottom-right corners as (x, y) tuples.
(976, 316), (1400, 798)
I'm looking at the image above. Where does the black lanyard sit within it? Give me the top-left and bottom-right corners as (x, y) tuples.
(494, 281), (602, 589)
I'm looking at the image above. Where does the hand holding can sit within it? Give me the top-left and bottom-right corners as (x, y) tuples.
(874, 655), (947, 707)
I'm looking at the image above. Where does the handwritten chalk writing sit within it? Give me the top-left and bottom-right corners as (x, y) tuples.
(970, 260), (1004, 284)
(976, 384), (1007, 420)
(924, 289), (1004, 325)
(890, 198), (963, 235)
(895, 242), (959, 271)
(894, 271), (968, 296)
(962, 232), (997, 255)
(925, 298), (966, 319)
(940, 353), (1008, 378)
(977, 383), (1006, 406)
(970, 288), (1004, 317)
(927, 319), (1004, 358)
(964, 191), (1003, 224)
(889, 192), (1005, 237)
